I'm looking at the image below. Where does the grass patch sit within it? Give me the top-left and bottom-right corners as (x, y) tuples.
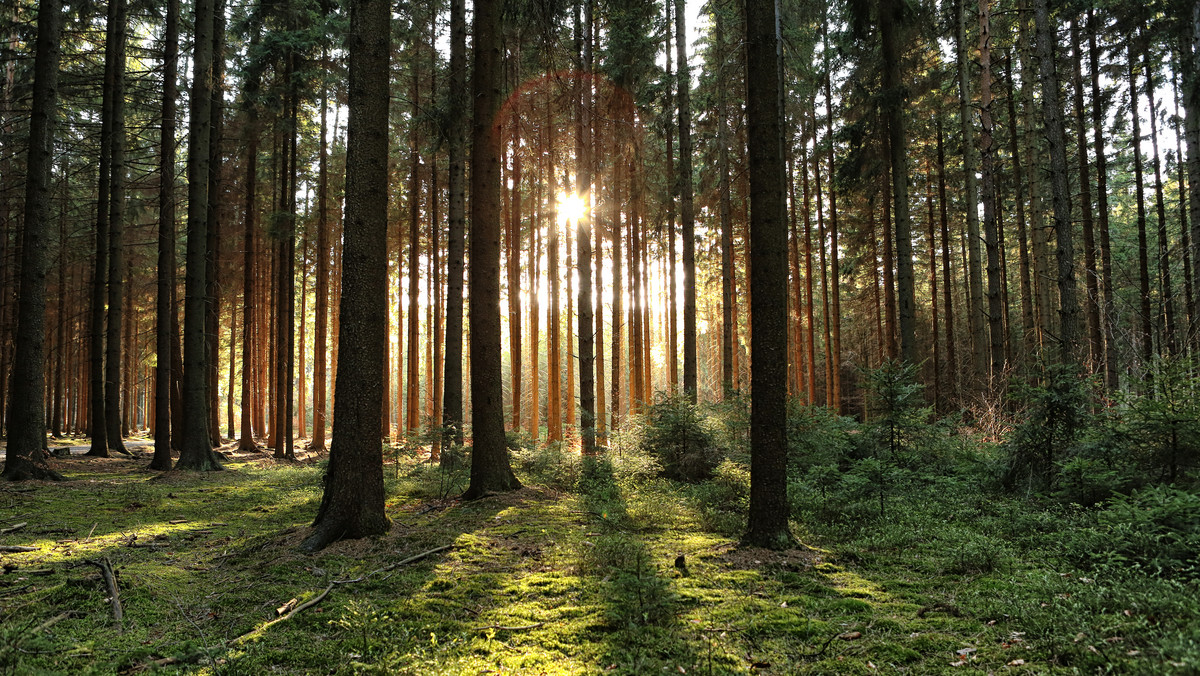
(0, 444), (1194, 674)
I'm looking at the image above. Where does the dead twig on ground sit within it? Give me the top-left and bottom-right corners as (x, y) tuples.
(87, 557), (123, 628)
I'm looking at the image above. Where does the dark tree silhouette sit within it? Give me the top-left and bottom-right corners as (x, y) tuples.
(743, 0), (794, 550)
(302, 0), (393, 552)
(2, 0), (65, 481)
(463, 0), (521, 499)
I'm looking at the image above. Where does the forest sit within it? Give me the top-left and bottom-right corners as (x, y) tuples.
(0, 0), (1199, 670)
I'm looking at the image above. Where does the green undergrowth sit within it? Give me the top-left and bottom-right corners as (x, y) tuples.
(0, 444), (1194, 674)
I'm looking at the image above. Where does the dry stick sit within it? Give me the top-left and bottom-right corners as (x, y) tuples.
(230, 582), (334, 645)
(0, 546), (37, 552)
(232, 544), (455, 645)
(1, 522), (28, 534)
(89, 557), (123, 626)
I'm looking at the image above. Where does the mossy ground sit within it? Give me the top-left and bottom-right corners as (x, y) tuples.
(0, 439), (1192, 674)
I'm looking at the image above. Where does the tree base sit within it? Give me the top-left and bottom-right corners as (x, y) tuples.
(174, 450), (224, 472)
(2, 458), (64, 482)
(461, 474), (521, 501)
(300, 513), (390, 553)
(740, 526), (797, 551)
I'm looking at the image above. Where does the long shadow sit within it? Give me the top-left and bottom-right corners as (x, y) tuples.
(577, 458), (712, 674)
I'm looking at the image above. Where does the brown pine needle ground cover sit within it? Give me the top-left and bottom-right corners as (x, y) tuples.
(0, 443), (1194, 674)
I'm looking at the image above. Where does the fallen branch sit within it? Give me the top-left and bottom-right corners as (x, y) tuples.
(0, 546), (37, 553)
(1, 522), (28, 534)
(232, 543), (455, 646)
(230, 583), (334, 645)
(797, 632), (842, 661)
(478, 621), (545, 632)
(88, 558), (123, 627)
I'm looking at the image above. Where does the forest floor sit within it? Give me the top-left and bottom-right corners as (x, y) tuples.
(0, 438), (1194, 674)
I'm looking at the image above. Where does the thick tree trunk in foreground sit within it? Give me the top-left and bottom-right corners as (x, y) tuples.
(463, 0), (520, 500)
(743, 0), (793, 550)
(301, 0), (392, 552)
(3, 0), (64, 481)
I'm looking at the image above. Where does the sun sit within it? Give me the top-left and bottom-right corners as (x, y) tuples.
(557, 191), (587, 223)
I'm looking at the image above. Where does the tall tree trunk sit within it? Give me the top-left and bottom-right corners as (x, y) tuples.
(527, 146), (540, 439)
(104, 0), (128, 454)
(206, 1), (226, 449)
(609, 136), (622, 429)
(549, 105), (563, 442)
(1175, 61), (1196, 349)
(978, 0), (1005, 384)
(676, 0), (697, 401)
(717, 11), (735, 396)
(302, 0), (392, 550)
(2, 0), (64, 481)
(1004, 52), (1036, 362)
(464, 0), (520, 499)
(509, 119), (524, 432)
(956, 0), (986, 381)
(815, 128), (832, 403)
(1147, 48), (1178, 355)
(152, 0), (180, 469)
(743, 0), (793, 550)
(1131, 43), (1155, 367)
(1019, 0), (1053, 353)
(87, 0), (120, 457)
(802, 135), (817, 404)
(881, 153), (897, 360)
(882, 0), (916, 362)
(936, 115), (959, 405)
(177, 0), (221, 470)
(407, 70), (422, 434)
(824, 26), (842, 409)
(664, 0), (677, 394)
(443, 0), (467, 450)
(310, 58), (329, 451)
(1188, 4), (1200, 355)
(575, 0), (594, 454)
(1071, 23), (1103, 372)
(1089, 7), (1119, 387)
(927, 169), (941, 409)
(1034, 0), (1080, 362)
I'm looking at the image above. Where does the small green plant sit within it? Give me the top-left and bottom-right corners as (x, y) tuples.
(862, 359), (932, 466)
(330, 599), (391, 660)
(630, 394), (723, 482)
(1120, 356), (1200, 483)
(1067, 486), (1200, 580)
(1004, 363), (1093, 491)
(604, 549), (677, 629)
